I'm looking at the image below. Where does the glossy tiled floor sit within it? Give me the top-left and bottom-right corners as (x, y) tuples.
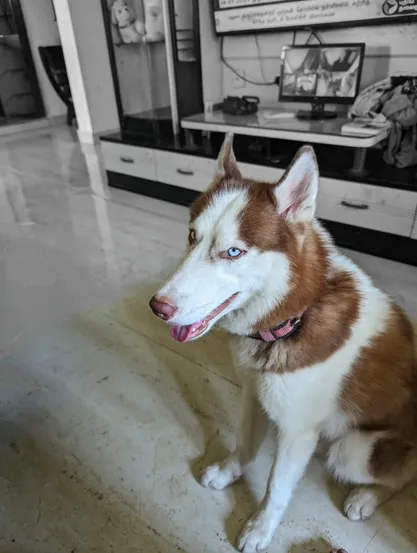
(1, 126), (417, 553)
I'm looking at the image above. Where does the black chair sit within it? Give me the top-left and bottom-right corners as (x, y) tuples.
(39, 45), (75, 126)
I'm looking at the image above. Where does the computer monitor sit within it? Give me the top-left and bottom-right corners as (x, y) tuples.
(279, 43), (365, 120)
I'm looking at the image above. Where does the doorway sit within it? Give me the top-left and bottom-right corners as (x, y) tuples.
(0, 0), (44, 126)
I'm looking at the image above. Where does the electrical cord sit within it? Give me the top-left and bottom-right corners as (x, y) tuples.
(292, 28), (323, 46)
(220, 36), (277, 86)
(255, 34), (271, 84)
(220, 28), (323, 88)
(306, 29), (323, 44)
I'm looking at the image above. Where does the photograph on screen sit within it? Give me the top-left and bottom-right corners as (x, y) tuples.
(282, 46), (362, 98)
(295, 74), (317, 96)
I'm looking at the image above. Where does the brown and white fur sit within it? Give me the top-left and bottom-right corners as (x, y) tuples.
(149, 134), (417, 553)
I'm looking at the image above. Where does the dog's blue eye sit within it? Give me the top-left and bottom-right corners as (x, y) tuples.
(227, 248), (242, 257)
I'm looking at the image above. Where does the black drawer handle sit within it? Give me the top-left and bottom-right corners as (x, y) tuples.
(120, 156), (134, 164)
(177, 168), (194, 176)
(341, 200), (369, 210)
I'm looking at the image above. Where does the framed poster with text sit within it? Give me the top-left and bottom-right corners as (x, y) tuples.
(213, 0), (417, 35)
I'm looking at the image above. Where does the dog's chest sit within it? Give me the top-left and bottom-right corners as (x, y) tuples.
(233, 339), (351, 435)
(257, 368), (345, 431)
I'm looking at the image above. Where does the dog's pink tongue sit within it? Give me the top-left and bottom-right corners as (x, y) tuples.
(170, 322), (203, 343)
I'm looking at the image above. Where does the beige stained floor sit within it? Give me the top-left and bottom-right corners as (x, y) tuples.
(1, 126), (417, 553)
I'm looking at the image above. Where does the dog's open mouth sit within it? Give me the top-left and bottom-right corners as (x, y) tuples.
(169, 293), (239, 343)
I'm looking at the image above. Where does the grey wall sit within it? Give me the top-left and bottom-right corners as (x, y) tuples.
(198, 2), (417, 108)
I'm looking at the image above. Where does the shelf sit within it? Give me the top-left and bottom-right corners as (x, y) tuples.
(114, 39), (165, 47)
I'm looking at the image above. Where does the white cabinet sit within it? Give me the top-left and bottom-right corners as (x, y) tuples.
(101, 141), (156, 181)
(100, 139), (417, 241)
(153, 151), (286, 191)
(316, 178), (417, 238)
(154, 150), (215, 191)
(239, 162), (284, 182)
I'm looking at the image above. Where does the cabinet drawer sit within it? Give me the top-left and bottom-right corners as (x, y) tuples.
(316, 178), (417, 237)
(155, 151), (285, 192)
(239, 162), (284, 182)
(155, 150), (215, 191)
(101, 141), (156, 180)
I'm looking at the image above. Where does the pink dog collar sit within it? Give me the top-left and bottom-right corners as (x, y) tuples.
(250, 310), (305, 342)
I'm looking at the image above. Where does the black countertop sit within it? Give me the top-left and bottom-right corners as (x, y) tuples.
(100, 130), (417, 193)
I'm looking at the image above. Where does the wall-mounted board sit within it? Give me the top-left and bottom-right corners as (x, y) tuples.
(213, 0), (417, 35)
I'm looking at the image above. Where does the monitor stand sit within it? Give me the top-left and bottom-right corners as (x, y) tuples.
(297, 104), (337, 121)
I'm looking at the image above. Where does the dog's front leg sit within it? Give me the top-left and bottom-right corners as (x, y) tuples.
(200, 385), (267, 490)
(238, 429), (319, 553)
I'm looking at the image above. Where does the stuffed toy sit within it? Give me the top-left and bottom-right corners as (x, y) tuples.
(142, 0), (165, 43)
(111, 0), (145, 44)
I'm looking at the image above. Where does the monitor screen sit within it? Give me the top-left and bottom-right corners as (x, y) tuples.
(279, 44), (365, 104)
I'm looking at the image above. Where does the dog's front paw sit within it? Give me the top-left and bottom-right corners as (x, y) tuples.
(200, 459), (242, 490)
(344, 488), (378, 521)
(237, 512), (276, 553)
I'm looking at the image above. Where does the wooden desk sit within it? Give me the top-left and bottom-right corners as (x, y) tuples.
(181, 111), (389, 175)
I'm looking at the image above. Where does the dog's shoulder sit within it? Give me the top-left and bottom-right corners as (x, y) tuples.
(237, 248), (390, 375)
(235, 249), (417, 435)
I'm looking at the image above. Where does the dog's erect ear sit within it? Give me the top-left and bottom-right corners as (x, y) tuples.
(216, 132), (241, 179)
(274, 146), (318, 223)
